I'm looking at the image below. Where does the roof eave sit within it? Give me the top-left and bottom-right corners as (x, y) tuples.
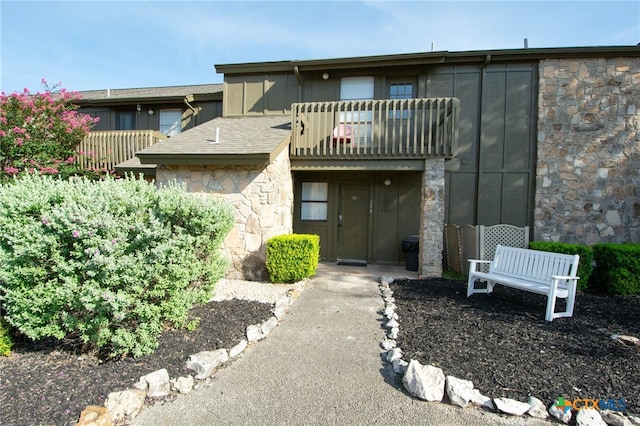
(137, 153), (272, 166)
(216, 46), (640, 75)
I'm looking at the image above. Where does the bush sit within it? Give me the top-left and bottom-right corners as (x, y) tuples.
(528, 241), (593, 290)
(592, 243), (640, 295)
(266, 234), (320, 283)
(0, 82), (101, 182)
(0, 318), (13, 356)
(0, 174), (234, 358)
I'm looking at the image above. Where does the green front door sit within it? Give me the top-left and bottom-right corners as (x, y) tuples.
(337, 183), (369, 260)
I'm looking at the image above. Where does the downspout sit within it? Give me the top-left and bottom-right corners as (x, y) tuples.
(184, 95), (198, 126)
(293, 65), (303, 102)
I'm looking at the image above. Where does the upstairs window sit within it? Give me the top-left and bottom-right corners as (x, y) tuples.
(389, 82), (414, 99)
(159, 109), (182, 137)
(389, 82), (415, 119)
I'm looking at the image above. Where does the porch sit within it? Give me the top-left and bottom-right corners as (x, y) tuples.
(76, 130), (167, 171)
(290, 97), (460, 160)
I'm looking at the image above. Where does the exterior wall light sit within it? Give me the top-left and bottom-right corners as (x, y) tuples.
(148, 109), (155, 115)
(322, 72), (330, 80)
(384, 178), (392, 186)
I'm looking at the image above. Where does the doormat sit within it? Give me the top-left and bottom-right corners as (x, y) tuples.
(336, 259), (368, 267)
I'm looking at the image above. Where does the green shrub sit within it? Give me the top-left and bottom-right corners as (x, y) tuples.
(528, 241), (593, 290)
(0, 318), (13, 356)
(592, 243), (640, 295)
(266, 234), (320, 283)
(0, 174), (234, 358)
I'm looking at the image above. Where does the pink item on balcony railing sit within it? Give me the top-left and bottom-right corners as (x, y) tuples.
(332, 124), (352, 144)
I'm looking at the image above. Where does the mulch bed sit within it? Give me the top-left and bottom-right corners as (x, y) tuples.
(390, 278), (640, 415)
(0, 299), (274, 426)
(2, 278), (639, 425)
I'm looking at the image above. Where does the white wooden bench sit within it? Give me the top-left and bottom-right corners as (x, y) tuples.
(467, 245), (580, 321)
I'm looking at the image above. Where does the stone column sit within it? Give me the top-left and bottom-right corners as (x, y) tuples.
(420, 158), (445, 277)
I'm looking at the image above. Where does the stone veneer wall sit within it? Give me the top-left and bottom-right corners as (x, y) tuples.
(420, 158), (445, 277)
(536, 57), (640, 244)
(155, 149), (294, 280)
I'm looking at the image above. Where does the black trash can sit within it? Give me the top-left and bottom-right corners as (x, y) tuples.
(401, 235), (420, 271)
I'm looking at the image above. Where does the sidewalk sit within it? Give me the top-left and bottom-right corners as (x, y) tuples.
(132, 262), (550, 425)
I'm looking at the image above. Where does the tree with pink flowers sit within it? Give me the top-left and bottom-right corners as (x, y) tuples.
(0, 80), (100, 180)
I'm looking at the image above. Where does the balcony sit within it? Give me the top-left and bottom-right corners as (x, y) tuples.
(290, 97), (459, 160)
(76, 130), (167, 170)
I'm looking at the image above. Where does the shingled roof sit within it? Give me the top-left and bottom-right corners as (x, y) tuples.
(135, 115), (292, 166)
(76, 83), (223, 104)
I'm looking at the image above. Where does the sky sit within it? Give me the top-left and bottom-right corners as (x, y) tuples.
(1, 0), (639, 94)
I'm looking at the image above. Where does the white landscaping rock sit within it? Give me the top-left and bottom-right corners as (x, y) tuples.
(261, 317), (279, 336)
(470, 389), (494, 410)
(385, 318), (399, 329)
(186, 349), (229, 380)
(387, 328), (399, 339)
(445, 375), (474, 408)
(246, 324), (265, 343)
(171, 375), (194, 394)
(381, 339), (396, 350)
(229, 339), (248, 358)
(105, 389), (146, 424)
(527, 396), (549, 419)
(576, 408), (607, 426)
(402, 360), (445, 402)
(549, 403), (573, 424)
(600, 410), (635, 426)
(273, 297), (291, 320)
(392, 358), (408, 375)
(385, 347), (403, 363)
(493, 397), (530, 416)
(139, 369), (171, 398)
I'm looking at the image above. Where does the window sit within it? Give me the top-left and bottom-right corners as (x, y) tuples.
(389, 82), (414, 119)
(340, 77), (374, 144)
(301, 182), (328, 221)
(389, 83), (413, 100)
(116, 111), (135, 130)
(159, 109), (182, 137)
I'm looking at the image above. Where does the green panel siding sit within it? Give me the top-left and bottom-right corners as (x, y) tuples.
(446, 172), (477, 225)
(224, 75), (246, 116)
(244, 75), (265, 114)
(432, 63), (535, 228)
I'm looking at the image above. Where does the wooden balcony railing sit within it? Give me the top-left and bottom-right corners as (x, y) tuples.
(76, 130), (167, 170)
(290, 97), (459, 159)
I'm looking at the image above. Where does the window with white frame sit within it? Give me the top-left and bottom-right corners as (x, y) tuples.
(300, 182), (328, 221)
(339, 77), (374, 144)
(159, 109), (182, 137)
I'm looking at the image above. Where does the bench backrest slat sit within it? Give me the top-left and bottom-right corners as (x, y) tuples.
(489, 245), (579, 285)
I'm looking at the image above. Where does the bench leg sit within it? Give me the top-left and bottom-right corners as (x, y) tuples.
(546, 278), (577, 321)
(467, 276), (495, 297)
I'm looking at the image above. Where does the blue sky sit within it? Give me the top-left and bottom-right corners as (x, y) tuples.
(1, 0), (639, 94)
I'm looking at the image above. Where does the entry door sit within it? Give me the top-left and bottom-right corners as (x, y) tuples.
(337, 183), (369, 260)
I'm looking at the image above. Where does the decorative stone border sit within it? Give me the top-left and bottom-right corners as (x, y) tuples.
(377, 277), (640, 426)
(76, 280), (307, 426)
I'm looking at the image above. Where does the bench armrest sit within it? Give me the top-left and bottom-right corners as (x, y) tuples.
(550, 275), (580, 281)
(467, 259), (492, 274)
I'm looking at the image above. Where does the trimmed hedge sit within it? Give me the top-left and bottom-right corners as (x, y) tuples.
(592, 243), (640, 295)
(266, 234), (320, 283)
(0, 174), (234, 358)
(528, 241), (593, 291)
(0, 318), (13, 356)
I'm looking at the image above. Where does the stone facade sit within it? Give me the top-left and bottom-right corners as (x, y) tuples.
(536, 57), (640, 244)
(156, 149), (294, 280)
(420, 158), (445, 277)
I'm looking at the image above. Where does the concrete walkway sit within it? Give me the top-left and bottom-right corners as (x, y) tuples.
(133, 263), (551, 426)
